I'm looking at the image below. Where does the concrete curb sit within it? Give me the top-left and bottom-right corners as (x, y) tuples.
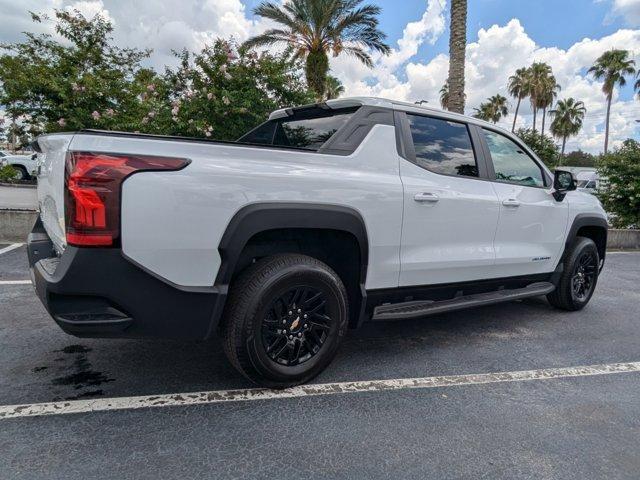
(608, 229), (640, 250)
(0, 209), (38, 243)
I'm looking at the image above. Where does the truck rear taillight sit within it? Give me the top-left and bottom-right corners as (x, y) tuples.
(64, 152), (189, 247)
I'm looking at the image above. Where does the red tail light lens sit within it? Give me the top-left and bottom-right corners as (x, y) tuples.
(65, 152), (189, 247)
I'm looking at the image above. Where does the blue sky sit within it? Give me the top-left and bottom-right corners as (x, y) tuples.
(1, 0), (640, 152)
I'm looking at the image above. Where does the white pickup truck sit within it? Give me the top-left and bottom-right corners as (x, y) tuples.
(28, 97), (608, 387)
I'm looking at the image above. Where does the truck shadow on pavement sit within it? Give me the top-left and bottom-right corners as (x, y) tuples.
(22, 296), (561, 403)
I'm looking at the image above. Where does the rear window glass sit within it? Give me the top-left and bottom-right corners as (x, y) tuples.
(238, 107), (357, 150)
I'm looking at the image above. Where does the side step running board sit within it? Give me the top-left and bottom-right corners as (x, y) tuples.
(372, 282), (555, 321)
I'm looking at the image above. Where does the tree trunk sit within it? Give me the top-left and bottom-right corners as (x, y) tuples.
(306, 50), (329, 101)
(561, 136), (566, 157)
(511, 97), (521, 132)
(604, 94), (612, 154)
(447, 0), (467, 114)
(541, 107), (547, 136)
(532, 107), (537, 133)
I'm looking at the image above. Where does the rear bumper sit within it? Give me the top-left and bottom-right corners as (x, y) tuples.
(27, 218), (226, 339)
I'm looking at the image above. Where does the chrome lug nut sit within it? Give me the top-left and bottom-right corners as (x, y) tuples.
(297, 309), (301, 313)
(288, 311), (292, 315)
(289, 335), (293, 340)
(297, 333), (302, 337)
(303, 314), (308, 319)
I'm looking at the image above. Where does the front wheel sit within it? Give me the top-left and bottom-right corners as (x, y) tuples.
(222, 254), (348, 388)
(547, 237), (600, 311)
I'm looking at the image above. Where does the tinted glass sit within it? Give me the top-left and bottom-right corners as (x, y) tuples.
(406, 114), (478, 177)
(483, 129), (545, 187)
(238, 107), (357, 150)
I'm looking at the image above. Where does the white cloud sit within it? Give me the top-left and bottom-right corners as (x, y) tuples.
(603, 0), (640, 27)
(382, 0), (446, 69)
(0, 0), (270, 69)
(1, 0), (639, 153)
(335, 17), (640, 153)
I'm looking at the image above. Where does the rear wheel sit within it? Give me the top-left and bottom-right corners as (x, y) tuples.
(222, 254), (348, 388)
(547, 237), (599, 311)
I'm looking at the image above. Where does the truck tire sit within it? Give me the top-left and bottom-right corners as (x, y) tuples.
(222, 254), (348, 388)
(547, 237), (599, 311)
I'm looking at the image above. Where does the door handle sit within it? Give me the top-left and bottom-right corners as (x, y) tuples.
(502, 199), (520, 207)
(414, 192), (439, 203)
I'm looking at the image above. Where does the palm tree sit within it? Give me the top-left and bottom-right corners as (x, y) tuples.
(439, 80), (449, 109)
(550, 98), (586, 159)
(538, 75), (560, 136)
(507, 67), (530, 132)
(473, 94), (508, 124)
(588, 49), (636, 153)
(447, 0), (467, 113)
(528, 62), (553, 132)
(324, 75), (345, 100)
(244, 0), (390, 100)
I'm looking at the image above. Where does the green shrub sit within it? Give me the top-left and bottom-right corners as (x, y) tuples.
(0, 164), (19, 182)
(597, 139), (640, 228)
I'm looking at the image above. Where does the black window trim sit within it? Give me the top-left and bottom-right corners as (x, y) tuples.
(395, 111), (491, 181)
(236, 105), (394, 156)
(478, 125), (552, 189)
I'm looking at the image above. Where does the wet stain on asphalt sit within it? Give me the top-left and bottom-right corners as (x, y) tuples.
(52, 371), (114, 389)
(40, 344), (116, 400)
(57, 345), (92, 354)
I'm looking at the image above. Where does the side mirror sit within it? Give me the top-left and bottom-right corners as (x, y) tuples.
(552, 170), (577, 201)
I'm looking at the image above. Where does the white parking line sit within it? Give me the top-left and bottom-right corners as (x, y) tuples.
(0, 280), (31, 285)
(0, 243), (23, 255)
(1, 361), (639, 420)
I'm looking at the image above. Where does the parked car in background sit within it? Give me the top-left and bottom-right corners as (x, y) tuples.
(566, 168), (600, 194)
(0, 149), (38, 180)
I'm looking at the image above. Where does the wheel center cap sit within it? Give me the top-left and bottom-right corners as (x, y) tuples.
(290, 316), (301, 331)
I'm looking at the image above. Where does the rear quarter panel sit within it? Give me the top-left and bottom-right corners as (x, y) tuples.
(68, 126), (404, 289)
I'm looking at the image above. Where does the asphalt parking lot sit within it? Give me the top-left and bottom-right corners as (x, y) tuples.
(1, 245), (640, 479)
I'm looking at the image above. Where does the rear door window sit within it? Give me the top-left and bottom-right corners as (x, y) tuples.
(406, 114), (479, 177)
(238, 107), (358, 151)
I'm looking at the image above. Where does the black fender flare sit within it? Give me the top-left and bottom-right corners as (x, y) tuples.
(214, 203), (370, 326)
(554, 214), (608, 279)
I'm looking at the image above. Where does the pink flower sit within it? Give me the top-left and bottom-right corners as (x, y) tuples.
(172, 116), (179, 122)
(146, 84), (155, 92)
(207, 92), (214, 100)
(141, 116), (149, 124)
(57, 118), (66, 127)
(105, 108), (115, 117)
(205, 131), (212, 137)
(171, 106), (179, 116)
(91, 111), (101, 120)
(222, 96), (230, 105)
(148, 110), (155, 118)
(188, 119), (194, 124)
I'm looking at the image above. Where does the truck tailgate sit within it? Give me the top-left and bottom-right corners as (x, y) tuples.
(35, 133), (75, 253)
